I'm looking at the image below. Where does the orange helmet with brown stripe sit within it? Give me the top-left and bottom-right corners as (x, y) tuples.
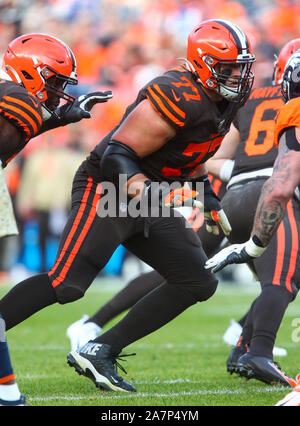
(3, 33), (78, 113)
(186, 19), (255, 104)
(272, 38), (300, 85)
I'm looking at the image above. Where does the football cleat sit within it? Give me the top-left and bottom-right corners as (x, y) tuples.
(0, 394), (26, 406)
(66, 315), (102, 351)
(236, 353), (296, 387)
(275, 374), (300, 406)
(223, 319), (287, 357)
(67, 342), (137, 392)
(226, 344), (247, 375)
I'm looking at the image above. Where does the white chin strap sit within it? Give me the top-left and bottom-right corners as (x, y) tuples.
(218, 84), (239, 101)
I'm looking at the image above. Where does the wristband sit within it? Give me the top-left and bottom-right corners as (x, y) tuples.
(220, 159), (234, 182)
(245, 237), (267, 258)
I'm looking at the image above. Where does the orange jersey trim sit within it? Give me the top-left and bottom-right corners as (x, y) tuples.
(285, 200), (298, 293)
(0, 100), (38, 135)
(272, 221), (286, 286)
(153, 84), (186, 119)
(0, 374), (15, 384)
(49, 178), (94, 278)
(3, 95), (42, 126)
(147, 87), (185, 127)
(0, 107), (31, 138)
(51, 186), (101, 288)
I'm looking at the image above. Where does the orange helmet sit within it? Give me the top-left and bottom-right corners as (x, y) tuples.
(186, 19), (255, 104)
(3, 33), (78, 107)
(272, 38), (300, 85)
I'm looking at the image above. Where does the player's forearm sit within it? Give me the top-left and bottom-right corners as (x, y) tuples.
(251, 177), (291, 247)
(252, 131), (300, 247)
(126, 174), (148, 199)
(206, 158), (234, 181)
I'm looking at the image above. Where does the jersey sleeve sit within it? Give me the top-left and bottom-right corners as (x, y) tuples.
(232, 111), (240, 130)
(0, 85), (43, 140)
(145, 82), (187, 129)
(274, 97), (300, 146)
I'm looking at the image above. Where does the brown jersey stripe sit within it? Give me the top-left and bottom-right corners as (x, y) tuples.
(147, 87), (185, 127)
(285, 201), (298, 293)
(3, 95), (42, 126)
(0, 107), (31, 139)
(0, 101), (37, 135)
(153, 84), (186, 118)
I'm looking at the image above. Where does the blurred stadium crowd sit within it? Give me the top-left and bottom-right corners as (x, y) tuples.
(0, 0), (299, 282)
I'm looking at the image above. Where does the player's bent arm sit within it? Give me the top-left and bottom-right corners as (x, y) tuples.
(101, 99), (176, 198)
(205, 123), (240, 181)
(251, 126), (300, 247)
(0, 115), (22, 157)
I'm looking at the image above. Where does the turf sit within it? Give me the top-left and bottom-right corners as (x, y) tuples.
(1, 278), (299, 406)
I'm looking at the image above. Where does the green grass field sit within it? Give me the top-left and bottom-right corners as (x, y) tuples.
(1, 279), (300, 407)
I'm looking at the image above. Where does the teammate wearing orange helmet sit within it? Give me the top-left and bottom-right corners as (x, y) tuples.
(0, 33), (112, 405)
(206, 47), (300, 388)
(0, 20), (255, 393)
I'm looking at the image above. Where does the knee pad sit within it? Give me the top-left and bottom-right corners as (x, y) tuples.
(54, 282), (85, 305)
(175, 277), (218, 302)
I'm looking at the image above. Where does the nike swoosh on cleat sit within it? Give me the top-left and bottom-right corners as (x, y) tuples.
(268, 361), (296, 386)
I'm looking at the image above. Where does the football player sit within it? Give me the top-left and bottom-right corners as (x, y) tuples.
(66, 175), (227, 351)
(0, 33), (112, 405)
(205, 48), (300, 387)
(0, 20), (255, 393)
(65, 41), (300, 358)
(209, 40), (300, 369)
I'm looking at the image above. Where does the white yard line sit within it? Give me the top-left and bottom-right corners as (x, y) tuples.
(29, 386), (287, 402)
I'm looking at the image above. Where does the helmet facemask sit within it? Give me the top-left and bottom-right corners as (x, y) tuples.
(213, 61), (254, 103)
(39, 66), (78, 117)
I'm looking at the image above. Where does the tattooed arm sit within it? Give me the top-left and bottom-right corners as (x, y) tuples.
(251, 126), (300, 247)
(205, 126), (300, 273)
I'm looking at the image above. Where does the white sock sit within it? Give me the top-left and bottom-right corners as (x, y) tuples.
(0, 383), (21, 401)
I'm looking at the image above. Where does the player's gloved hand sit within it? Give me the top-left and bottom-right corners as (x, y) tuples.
(142, 180), (199, 209)
(57, 91), (113, 124)
(204, 236), (267, 273)
(192, 175), (231, 236)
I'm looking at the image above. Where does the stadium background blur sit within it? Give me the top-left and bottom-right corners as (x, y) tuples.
(0, 0), (299, 285)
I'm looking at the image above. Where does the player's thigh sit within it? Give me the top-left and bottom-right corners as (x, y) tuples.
(48, 171), (138, 303)
(124, 213), (217, 291)
(254, 198), (300, 299)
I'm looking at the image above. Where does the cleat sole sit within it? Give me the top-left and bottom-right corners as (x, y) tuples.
(67, 352), (135, 393)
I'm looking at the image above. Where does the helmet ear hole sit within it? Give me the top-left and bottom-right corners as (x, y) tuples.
(194, 60), (202, 69)
(21, 70), (34, 80)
